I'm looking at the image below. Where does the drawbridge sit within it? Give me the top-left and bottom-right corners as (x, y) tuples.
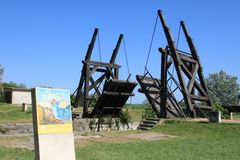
(137, 10), (213, 118)
(73, 28), (137, 118)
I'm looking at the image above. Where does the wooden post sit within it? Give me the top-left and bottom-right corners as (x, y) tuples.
(159, 48), (168, 118)
(22, 103), (28, 112)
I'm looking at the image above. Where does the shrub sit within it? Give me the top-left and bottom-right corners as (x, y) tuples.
(118, 109), (132, 129)
(142, 106), (157, 119)
(89, 119), (97, 132)
(213, 103), (229, 119)
(104, 116), (114, 130)
(115, 118), (121, 130)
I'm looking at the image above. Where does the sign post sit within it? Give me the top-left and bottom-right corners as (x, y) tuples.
(31, 87), (76, 160)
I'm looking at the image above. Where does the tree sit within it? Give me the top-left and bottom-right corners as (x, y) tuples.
(0, 65), (3, 84)
(206, 70), (240, 105)
(1, 81), (27, 89)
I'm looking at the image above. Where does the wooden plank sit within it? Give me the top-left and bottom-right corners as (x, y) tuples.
(179, 53), (197, 63)
(103, 91), (135, 96)
(181, 21), (213, 107)
(181, 63), (207, 96)
(187, 63), (199, 93)
(85, 60), (121, 69)
(103, 107), (123, 109)
(191, 95), (209, 101)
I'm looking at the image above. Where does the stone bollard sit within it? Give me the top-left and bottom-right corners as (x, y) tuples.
(209, 111), (221, 123)
(230, 112), (233, 120)
(22, 103), (28, 112)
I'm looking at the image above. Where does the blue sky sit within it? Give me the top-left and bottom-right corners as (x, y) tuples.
(0, 0), (240, 103)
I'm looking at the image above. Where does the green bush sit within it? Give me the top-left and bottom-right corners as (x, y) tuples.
(89, 119), (97, 132)
(118, 109), (132, 129)
(104, 116), (114, 129)
(213, 103), (229, 119)
(115, 118), (121, 130)
(0, 127), (9, 134)
(142, 106), (157, 119)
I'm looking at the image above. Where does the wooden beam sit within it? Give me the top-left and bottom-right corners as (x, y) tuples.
(180, 63), (207, 96)
(187, 63), (199, 93)
(158, 10), (194, 116)
(103, 91), (134, 96)
(190, 95), (209, 101)
(85, 60), (121, 69)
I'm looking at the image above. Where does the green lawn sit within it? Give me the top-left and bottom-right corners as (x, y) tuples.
(124, 104), (146, 122)
(76, 121), (240, 160)
(0, 103), (32, 123)
(0, 103), (145, 123)
(1, 120), (240, 160)
(233, 113), (240, 120)
(0, 146), (34, 160)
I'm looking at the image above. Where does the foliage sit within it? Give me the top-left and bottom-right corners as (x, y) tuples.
(233, 113), (240, 120)
(213, 103), (229, 119)
(115, 118), (121, 130)
(124, 103), (146, 110)
(142, 99), (150, 107)
(142, 106), (157, 119)
(104, 116), (114, 129)
(0, 80), (27, 102)
(206, 70), (240, 105)
(0, 88), (3, 102)
(89, 118), (97, 132)
(70, 94), (77, 106)
(0, 65), (3, 83)
(118, 109), (132, 129)
(1, 81), (27, 89)
(0, 127), (9, 134)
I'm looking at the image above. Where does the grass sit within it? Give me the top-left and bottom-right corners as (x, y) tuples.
(124, 104), (146, 122)
(76, 121), (240, 160)
(0, 103), (32, 123)
(1, 102), (240, 159)
(1, 120), (239, 160)
(0, 102), (145, 123)
(0, 146), (34, 160)
(233, 113), (240, 120)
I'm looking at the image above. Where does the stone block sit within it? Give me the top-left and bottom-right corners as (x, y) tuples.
(209, 111), (221, 123)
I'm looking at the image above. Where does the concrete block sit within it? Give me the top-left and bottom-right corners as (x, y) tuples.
(36, 133), (76, 160)
(22, 103), (28, 112)
(209, 111), (221, 123)
(230, 112), (233, 120)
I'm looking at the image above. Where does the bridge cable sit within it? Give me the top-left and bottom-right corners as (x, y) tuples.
(123, 36), (130, 77)
(123, 36), (132, 104)
(144, 13), (159, 73)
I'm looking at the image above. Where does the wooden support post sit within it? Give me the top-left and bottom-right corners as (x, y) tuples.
(159, 48), (168, 118)
(180, 21), (213, 107)
(83, 63), (90, 117)
(74, 28), (98, 109)
(158, 10), (194, 117)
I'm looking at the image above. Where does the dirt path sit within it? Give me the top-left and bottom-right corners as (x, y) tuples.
(187, 118), (240, 123)
(0, 132), (175, 150)
(74, 132), (175, 147)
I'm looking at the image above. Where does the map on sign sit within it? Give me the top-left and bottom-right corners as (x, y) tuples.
(33, 88), (73, 134)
